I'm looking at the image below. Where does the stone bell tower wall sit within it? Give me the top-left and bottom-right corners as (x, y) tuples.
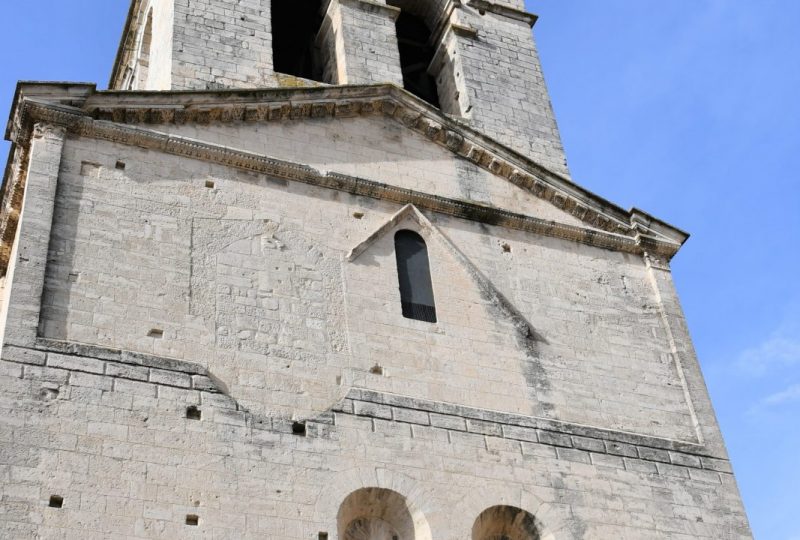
(110, 0), (570, 175)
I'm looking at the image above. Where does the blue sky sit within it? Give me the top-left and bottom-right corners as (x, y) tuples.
(1, 1), (798, 538)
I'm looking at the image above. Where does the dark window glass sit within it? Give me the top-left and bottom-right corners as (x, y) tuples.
(393, 11), (440, 108)
(272, 0), (324, 82)
(394, 230), (437, 323)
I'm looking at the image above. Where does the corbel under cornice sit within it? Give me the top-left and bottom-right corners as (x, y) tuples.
(2, 82), (687, 271)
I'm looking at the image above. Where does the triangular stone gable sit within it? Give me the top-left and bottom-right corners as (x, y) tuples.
(344, 204), (552, 417)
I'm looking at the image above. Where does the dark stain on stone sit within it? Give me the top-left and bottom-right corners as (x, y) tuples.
(460, 250), (552, 408)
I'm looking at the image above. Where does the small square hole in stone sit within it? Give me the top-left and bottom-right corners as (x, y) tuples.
(115, 160), (126, 170)
(186, 406), (202, 421)
(49, 495), (64, 508)
(319, 533), (329, 540)
(148, 328), (164, 339)
(205, 180), (215, 189)
(186, 514), (199, 526)
(369, 364), (384, 376)
(292, 421), (306, 436)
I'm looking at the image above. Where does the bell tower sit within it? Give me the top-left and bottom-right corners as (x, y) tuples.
(110, 0), (570, 176)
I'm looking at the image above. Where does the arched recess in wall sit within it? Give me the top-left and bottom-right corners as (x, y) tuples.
(386, 2), (441, 108)
(131, 9), (153, 89)
(386, 0), (462, 115)
(472, 506), (543, 540)
(394, 230), (437, 323)
(271, 0), (326, 83)
(338, 488), (432, 540)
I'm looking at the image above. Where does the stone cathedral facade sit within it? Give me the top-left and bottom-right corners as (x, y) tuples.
(0, 0), (751, 538)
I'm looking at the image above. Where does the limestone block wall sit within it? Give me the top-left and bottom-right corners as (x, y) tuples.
(27, 129), (698, 445)
(320, 0), (405, 86)
(0, 343), (752, 539)
(447, 7), (569, 176)
(171, 0), (276, 90)
(0, 106), (751, 536)
(145, 0), (175, 90)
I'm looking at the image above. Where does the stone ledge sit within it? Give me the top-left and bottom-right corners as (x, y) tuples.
(0, 341), (729, 467)
(2, 341), (220, 393)
(336, 389), (729, 471)
(465, 0), (539, 27)
(2, 341), (336, 439)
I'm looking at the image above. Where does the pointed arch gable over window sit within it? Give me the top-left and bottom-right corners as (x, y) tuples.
(394, 230), (437, 323)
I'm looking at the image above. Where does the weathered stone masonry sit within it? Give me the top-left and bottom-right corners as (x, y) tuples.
(0, 1), (751, 538)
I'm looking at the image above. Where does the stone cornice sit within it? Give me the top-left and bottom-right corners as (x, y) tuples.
(465, 0), (538, 27)
(337, 389), (733, 464)
(2, 83), (687, 272)
(15, 101), (682, 260)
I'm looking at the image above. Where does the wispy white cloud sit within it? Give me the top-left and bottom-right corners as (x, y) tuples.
(746, 383), (800, 417)
(736, 319), (800, 375)
(762, 384), (800, 407)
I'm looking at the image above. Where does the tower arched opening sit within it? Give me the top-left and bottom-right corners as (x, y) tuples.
(337, 488), (431, 540)
(472, 505), (542, 540)
(388, 6), (441, 108)
(271, 0), (325, 82)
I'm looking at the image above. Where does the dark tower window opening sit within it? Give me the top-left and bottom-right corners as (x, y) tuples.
(391, 10), (441, 108)
(272, 0), (325, 82)
(394, 230), (437, 323)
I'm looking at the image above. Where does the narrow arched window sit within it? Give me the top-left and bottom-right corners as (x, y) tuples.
(394, 230), (437, 323)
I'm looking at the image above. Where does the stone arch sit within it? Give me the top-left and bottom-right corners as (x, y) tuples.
(385, 0), (448, 30)
(449, 487), (565, 540)
(386, 0), (465, 115)
(338, 488), (432, 540)
(472, 506), (543, 540)
(311, 468), (436, 540)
